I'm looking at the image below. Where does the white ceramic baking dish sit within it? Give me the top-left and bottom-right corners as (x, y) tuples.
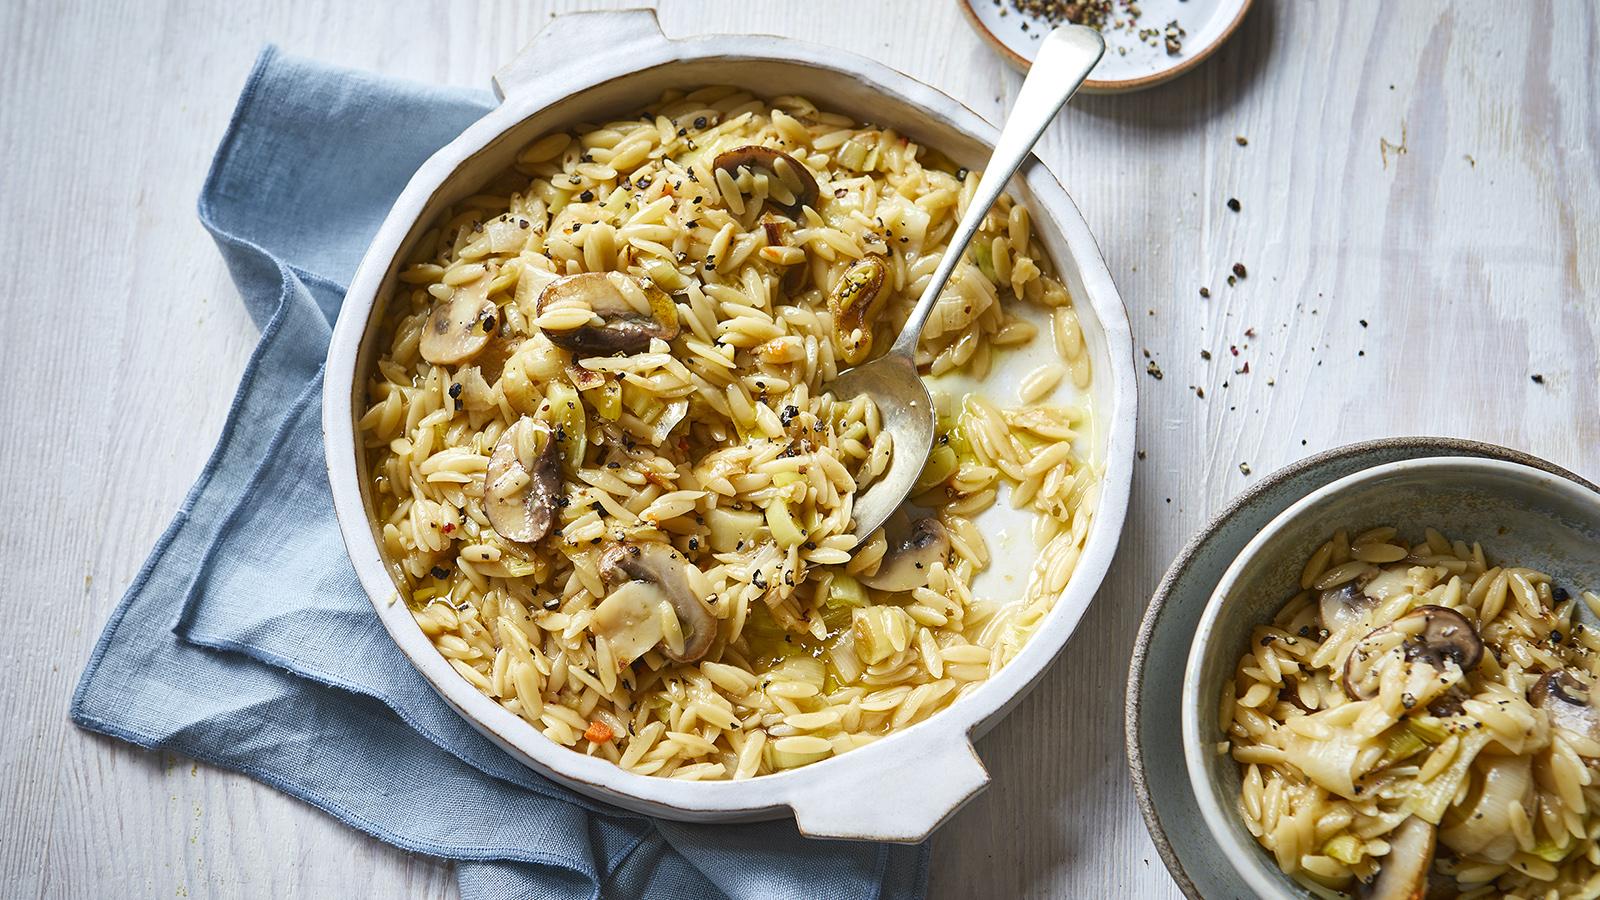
(323, 8), (1135, 842)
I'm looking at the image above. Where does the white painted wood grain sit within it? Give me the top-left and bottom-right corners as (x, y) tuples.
(2, 0), (1595, 897)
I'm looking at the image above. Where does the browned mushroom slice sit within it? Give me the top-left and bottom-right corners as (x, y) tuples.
(826, 255), (889, 365)
(1342, 606), (1482, 701)
(421, 275), (498, 365)
(537, 272), (679, 355)
(858, 513), (949, 593)
(1530, 669), (1600, 749)
(1358, 815), (1435, 900)
(712, 145), (821, 217)
(485, 417), (561, 544)
(1318, 579), (1378, 634)
(599, 542), (716, 663)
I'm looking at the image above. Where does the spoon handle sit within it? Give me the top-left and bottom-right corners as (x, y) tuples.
(888, 25), (1105, 360)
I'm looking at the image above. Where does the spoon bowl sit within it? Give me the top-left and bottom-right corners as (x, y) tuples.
(827, 353), (936, 540)
(824, 24), (1106, 540)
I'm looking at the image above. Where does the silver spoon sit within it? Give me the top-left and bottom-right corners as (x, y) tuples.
(827, 25), (1106, 541)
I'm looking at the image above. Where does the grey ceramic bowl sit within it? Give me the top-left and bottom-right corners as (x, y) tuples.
(1181, 456), (1600, 898)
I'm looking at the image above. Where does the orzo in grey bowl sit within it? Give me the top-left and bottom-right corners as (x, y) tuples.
(1185, 456), (1600, 898)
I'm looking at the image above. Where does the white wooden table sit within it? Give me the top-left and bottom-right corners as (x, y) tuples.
(5, 1), (1597, 896)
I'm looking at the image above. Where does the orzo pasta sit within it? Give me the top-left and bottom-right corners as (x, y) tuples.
(359, 86), (1098, 780)
(1222, 525), (1600, 897)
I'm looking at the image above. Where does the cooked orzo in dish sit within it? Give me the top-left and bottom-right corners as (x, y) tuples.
(359, 86), (1098, 780)
(1222, 525), (1600, 898)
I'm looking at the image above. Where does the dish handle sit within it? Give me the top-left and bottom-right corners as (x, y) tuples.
(494, 7), (670, 101)
(787, 737), (990, 843)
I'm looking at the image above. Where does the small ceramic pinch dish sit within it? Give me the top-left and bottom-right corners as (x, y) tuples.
(960, 0), (1253, 92)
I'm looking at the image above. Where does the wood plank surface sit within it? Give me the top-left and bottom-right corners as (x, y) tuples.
(2, 0), (1595, 896)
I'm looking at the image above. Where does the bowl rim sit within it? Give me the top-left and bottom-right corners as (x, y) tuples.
(1179, 453), (1600, 898)
(321, 11), (1137, 835)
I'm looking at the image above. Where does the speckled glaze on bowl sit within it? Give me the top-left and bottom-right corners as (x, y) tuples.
(1127, 438), (1600, 899)
(323, 9), (1135, 842)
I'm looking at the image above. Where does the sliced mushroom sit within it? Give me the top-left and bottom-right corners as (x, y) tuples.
(858, 514), (949, 593)
(712, 146), (820, 217)
(1342, 606), (1483, 701)
(536, 272), (679, 355)
(1530, 669), (1600, 748)
(485, 417), (561, 544)
(1426, 685), (1469, 717)
(827, 255), (889, 365)
(1402, 606), (1484, 671)
(421, 275), (498, 365)
(1358, 815), (1435, 900)
(599, 542), (716, 663)
(1319, 577), (1378, 634)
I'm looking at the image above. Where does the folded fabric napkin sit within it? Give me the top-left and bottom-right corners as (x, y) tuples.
(70, 46), (929, 900)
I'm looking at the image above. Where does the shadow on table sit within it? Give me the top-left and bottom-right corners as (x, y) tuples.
(927, 503), (1176, 895)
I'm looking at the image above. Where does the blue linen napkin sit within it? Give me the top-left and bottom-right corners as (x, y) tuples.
(70, 46), (930, 900)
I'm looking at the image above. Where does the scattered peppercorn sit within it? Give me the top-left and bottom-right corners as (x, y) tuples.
(1531, 374), (1546, 384)
(1236, 136), (1248, 146)
(1239, 462), (1252, 475)
(1199, 286), (1211, 298)
(1200, 349), (1212, 360)
(1232, 262), (1248, 278)
(1226, 198), (1240, 212)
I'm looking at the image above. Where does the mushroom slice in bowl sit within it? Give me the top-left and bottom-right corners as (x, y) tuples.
(712, 145), (820, 218)
(485, 417), (562, 544)
(1341, 605), (1482, 702)
(1317, 574), (1379, 635)
(536, 271), (679, 355)
(1358, 814), (1435, 900)
(1530, 669), (1600, 752)
(598, 542), (716, 663)
(826, 254), (889, 366)
(421, 274), (499, 365)
(858, 513), (949, 593)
